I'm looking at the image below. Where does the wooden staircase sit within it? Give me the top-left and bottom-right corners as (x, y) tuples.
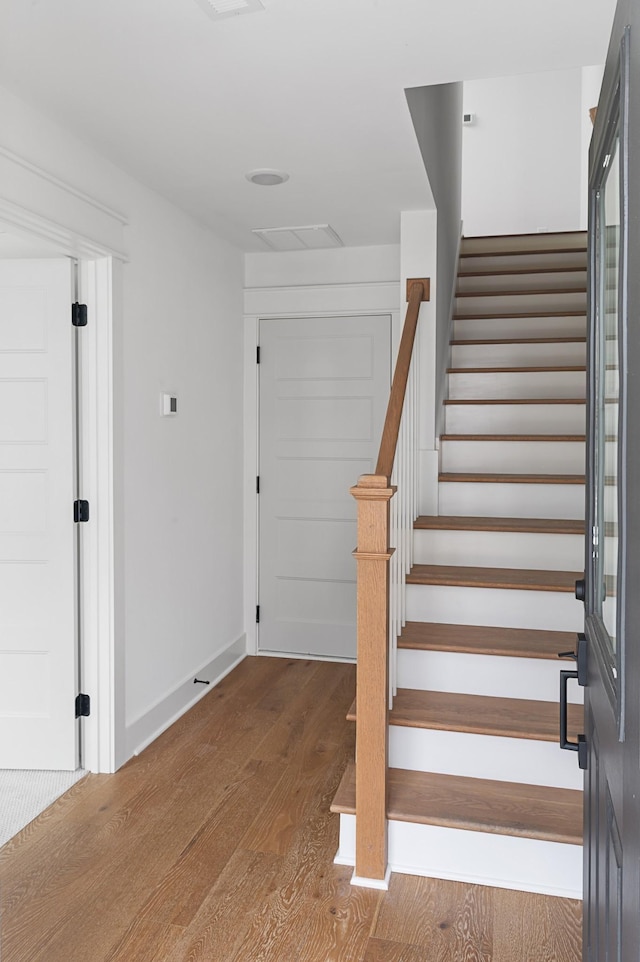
(332, 230), (588, 897)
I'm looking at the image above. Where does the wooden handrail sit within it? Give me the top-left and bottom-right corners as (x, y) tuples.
(349, 276), (429, 885)
(375, 279), (429, 478)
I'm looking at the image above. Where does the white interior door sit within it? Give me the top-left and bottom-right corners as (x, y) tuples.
(0, 258), (78, 770)
(258, 314), (391, 659)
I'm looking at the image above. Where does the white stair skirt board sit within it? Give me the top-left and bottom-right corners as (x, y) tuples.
(444, 402), (585, 435)
(406, 584), (584, 633)
(459, 251), (587, 273)
(450, 341), (586, 368)
(460, 232), (586, 254)
(456, 271), (587, 294)
(440, 440), (585, 474)
(396, 649), (583, 704)
(388, 727), (584, 790)
(453, 316), (586, 341)
(447, 370), (585, 400)
(455, 292), (586, 317)
(336, 814), (583, 900)
(414, 529), (584, 571)
(438, 482), (585, 520)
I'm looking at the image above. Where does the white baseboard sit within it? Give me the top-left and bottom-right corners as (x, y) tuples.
(257, 649), (356, 665)
(125, 634), (247, 761)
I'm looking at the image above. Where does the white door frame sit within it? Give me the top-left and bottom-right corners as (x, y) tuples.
(0, 203), (124, 773)
(243, 279), (401, 659)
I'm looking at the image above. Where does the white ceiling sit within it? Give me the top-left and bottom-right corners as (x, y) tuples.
(0, 0), (617, 251)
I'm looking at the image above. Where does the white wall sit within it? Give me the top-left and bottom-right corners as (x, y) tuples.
(0, 84), (245, 768)
(462, 69), (584, 237)
(244, 245), (400, 289)
(406, 83), (463, 439)
(121, 190), (245, 762)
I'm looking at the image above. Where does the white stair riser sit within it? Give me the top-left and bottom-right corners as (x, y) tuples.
(461, 233), (586, 255)
(414, 528), (584, 571)
(389, 727), (583, 790)
(406, 584), (583, 632)
(453, 316), (586, 341)
(460, 252), (586, 274)
(396, 649), (582, 703)
(438, 482), (585, 519)
(337, 815), (582, 899)
(445, 402), (585, 434)
(441, 440), (585, 474)
(457, 271), (587, 294)
(456, 291), (586, 317)
(448, 370), (585, 400)
(450, 341), (586, 368)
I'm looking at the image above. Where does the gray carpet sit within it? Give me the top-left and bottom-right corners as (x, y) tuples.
(0, 768), (86, 847)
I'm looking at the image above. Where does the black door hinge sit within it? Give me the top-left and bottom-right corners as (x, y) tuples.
(74, 500), (90, 523)
(72, 303), (88, 327)
(256, 345), (261, 364)
(75, 693), (90, 718)
(256, 476), (260, 494)
(256, 605), (260, 623)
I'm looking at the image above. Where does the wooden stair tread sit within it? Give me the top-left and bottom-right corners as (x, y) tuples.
(415, 515), (585, 534)
(447, 366), (586, 374)
(407, 565), (581, 592)
(456, 288), (586, 298)
(458, 265), (587, 278)
(450, 336), (586, 345)
(347, 689), (583, 742)
(399, 621), (579, 659)
(460, 248), (587, 260)
(443, 397), (586, 405)
(438, 472), (585, 485)
(391, 689), (583, 741)
(440, 434), (585, 442)
(331, 763), (582, 845)
(453, 310), (586, 320)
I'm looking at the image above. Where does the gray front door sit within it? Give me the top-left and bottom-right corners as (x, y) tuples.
(582, 4), (640, 959)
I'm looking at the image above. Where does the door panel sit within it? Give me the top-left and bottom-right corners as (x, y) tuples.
(0, 259), (78, 770)
(582, 5), (640, 959)
(258, 314), (391, 659)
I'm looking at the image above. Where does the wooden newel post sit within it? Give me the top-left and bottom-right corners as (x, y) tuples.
(351, 473), (396, 883)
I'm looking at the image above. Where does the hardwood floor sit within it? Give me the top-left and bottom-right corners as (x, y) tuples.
(0, 657), (582, 962)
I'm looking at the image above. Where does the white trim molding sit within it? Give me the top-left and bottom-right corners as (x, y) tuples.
(0, 146), (128, 261)
(79, 258), (120, 773)
(243, 280), (399, 317)
(0, 146), (128, 224)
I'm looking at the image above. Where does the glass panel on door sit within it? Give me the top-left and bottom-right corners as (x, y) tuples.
(594, 128), (622, 660)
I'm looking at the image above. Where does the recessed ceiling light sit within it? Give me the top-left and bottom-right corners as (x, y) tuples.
(246, 169), (290, 186)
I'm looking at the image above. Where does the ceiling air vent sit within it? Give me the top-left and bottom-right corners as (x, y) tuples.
(193, 0), (265, 21)
(252, 225), (343, 252)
